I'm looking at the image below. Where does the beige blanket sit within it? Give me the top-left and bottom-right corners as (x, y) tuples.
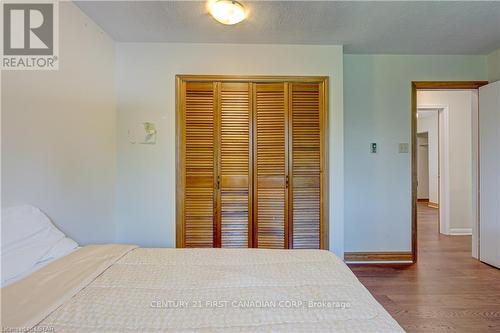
(2, 246), (403, 332)
(1, 244), (137, 330)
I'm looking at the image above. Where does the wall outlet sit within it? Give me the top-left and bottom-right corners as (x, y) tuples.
(371, 143), (377, 153)
(399, 143), (409, 153)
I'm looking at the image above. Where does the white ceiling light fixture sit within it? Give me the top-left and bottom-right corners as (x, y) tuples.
(209, 0), (246, 25)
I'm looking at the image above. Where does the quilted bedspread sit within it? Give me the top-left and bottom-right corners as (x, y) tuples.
(3, 246), (404, 332)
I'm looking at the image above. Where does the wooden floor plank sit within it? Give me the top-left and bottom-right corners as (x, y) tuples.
(349, 203), (500, 332)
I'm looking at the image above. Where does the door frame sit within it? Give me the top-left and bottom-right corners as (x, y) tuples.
(176, 75), (329, 249)
(411, 81), (488, 263)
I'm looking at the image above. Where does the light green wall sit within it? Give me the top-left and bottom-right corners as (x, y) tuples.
(344, 55), (487, 252)
(2, 2), (117, 244)
(488, 49), (500, 82)
(115, 43), (345, 256)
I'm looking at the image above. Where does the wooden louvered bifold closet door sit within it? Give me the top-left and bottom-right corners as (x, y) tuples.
(183, 82), (216, 247)
(253, 83), (288, 249)
(289, 83), (322, 249)
(179, 76), (325, 250)
(217, 82), (252, 248)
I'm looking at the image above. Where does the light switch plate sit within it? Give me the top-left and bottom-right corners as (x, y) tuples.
(399, 143), (409, 153)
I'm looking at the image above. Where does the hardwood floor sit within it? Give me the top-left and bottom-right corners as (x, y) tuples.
(349, 203), (500, 332)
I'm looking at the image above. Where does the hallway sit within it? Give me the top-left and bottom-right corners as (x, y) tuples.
(349, 202), (500, 332)
(417, 202), (471, 258)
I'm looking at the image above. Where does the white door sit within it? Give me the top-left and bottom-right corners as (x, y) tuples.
(479, 81), (500, 268)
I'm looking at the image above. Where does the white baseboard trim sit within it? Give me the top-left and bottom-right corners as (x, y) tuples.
(449, 228), (472, 235)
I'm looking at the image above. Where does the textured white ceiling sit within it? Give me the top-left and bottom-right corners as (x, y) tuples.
(75, 1), (500, 54)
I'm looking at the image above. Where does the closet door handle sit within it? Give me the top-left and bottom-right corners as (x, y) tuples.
(285, 175), (289, 189)
(217, 175), (220, 190)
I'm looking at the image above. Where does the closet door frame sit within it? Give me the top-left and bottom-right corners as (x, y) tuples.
(176, 75), (329, 249)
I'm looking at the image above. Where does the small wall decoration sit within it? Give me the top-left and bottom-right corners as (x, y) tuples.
(128, 122), (157, 144)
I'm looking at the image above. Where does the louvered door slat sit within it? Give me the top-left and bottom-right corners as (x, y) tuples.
(184, 82), (215, 247)
(254, 83), (287, 249)
(290, 83), (321, 249)
(219, 82), (252, 248)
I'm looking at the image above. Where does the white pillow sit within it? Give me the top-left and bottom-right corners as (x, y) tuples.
(2, 205), (63, 250)
(1, 205), (78, 286)
(38, 237), (79, 263)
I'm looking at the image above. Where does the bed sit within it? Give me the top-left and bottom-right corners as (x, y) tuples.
(1, 207), (403, 332)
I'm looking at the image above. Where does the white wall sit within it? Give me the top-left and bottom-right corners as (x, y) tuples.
(344, 55), (487, 252)
(488, 48), (500, 82)
(417, 112), (439, 204)
(418, 90), (474, 232)
(115, 43), (344, 256)
(1, 2), (116, 244)
(416, 134), (429, 199)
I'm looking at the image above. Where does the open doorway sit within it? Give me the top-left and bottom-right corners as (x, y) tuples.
(411, 82), (488, 263)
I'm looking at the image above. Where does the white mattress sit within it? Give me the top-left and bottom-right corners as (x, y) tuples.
(2, 246), (403, 332)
